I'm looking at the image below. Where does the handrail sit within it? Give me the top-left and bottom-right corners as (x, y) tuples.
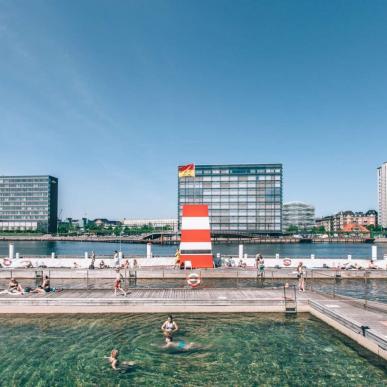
(309, 300), (387, 351)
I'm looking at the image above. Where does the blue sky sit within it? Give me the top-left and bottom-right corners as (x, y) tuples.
(0, 0), (386, 219)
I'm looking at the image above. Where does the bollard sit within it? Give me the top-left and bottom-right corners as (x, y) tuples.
(371, 245), (377, 260)
(15, 252), (20, 260)
(275, 253), (280, 260)
(51, 252), (56, 259)
(146, 243), (152, 259)
(8, 243), (14, 260)
(244, 253), (247, 259)
(238, 244), (243, 259)
(118, 251), (123, 260)
(310, 254), (315, 260)
(84, 251), (89, 259)
(347, 255), (352, 260)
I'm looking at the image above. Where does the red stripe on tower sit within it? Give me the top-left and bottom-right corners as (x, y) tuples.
(179, 204), (213, 269)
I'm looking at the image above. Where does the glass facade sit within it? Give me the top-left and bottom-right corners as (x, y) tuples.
(0, 176), (58, 233)
(283, 202), (315, 231)
(178, 164), (282, 235)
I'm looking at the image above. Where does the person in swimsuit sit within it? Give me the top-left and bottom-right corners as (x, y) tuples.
(161, 315), (179, 337)
(297, 262), (305, 292)
(31, 275), (51, 293)
(163, 335), (193, 350)
(114, 269), (127, 296)
(8, 278), (24, 294)
(108, 349), (135, 370)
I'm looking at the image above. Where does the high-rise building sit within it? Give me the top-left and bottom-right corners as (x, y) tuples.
(177, 164), (283, 235)
(378, 162), (387, 228)
(283, 202), (315, 231)
(0, 175), (58, 233)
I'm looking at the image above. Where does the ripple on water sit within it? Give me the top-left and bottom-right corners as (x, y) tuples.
(0, 313), (385, 386)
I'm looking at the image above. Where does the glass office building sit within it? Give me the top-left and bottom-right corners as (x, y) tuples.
(283, 202), (315, 231)
(0, 176), (58, 233)
(178, 164), (282, 235)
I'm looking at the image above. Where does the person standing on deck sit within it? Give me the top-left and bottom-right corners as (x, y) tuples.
(114, 269), (127, 296)
(297, 262), (305, 292)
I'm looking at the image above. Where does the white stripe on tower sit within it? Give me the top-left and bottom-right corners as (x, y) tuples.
(181, 217), (210, 230)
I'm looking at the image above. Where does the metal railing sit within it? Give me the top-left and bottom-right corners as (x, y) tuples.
(309, 300), (387, 351)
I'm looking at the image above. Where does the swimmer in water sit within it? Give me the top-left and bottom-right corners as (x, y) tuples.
(107, 349), (135, 370)
(161, 315), (179, 337)
(163, 335), (194, 350)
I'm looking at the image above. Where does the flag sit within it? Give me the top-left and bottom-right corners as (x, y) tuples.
(178, 163), (195, 178)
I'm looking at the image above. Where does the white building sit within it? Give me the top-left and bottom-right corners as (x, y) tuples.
(283, 202), (315, 231)
(122, 218), (178, 232)
(377, 162), (387, 228)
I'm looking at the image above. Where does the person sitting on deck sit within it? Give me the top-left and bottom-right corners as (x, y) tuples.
(31, 275), (51, 294)
(99, 260), (107, 269)
(8, 278), (24, 295)
(238, 259), (247, 268)
(368, 260), (378, 270)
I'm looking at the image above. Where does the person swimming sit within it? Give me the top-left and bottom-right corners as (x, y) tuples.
(161, 315), (178, 337)
(163, 335), (193, 350)
(107, 349), (135, 370)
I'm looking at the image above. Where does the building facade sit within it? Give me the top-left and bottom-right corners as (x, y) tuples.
(0, 176), (58, 233)
(177, 164), (283, 235)
(315, 210), (377, 233)
(283, 202), (315, 231)
(378, 162), (387, 228)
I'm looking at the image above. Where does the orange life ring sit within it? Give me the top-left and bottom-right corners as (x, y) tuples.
(3, 258), (12, 267)
(283, 258), (292, 267)
(187, 273), (201, 288)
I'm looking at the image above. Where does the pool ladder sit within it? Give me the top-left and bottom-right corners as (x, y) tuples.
(283, 285), (297, 314)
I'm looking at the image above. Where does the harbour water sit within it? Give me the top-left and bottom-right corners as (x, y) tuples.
(0, 241), (385, 259)
(0, 313), (385, 386)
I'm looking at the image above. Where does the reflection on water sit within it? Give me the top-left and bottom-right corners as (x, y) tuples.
(0, 314), (385, 386)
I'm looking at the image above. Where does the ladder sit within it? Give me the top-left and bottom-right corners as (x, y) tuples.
(283, 284), (297, 314)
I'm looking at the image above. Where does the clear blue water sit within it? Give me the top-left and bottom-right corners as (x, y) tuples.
(0, 314), (385, 386)
(0, 240), (385, 259)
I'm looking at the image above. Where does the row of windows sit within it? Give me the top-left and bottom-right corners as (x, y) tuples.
(180, 183), (281, 190)
(180, 175), (281, 182)
(180, 189), (281, 196)
(211, 224), (282, 231)
(180, 197), (281, 204)
(0, 216), (50, 220)
(195, 168), (281, 175)
(179, 203), (281, 210)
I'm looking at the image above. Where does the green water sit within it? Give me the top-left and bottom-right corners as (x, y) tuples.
(0, 314), (385, 386)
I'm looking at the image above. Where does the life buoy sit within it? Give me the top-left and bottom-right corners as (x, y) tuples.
(187, 273), (201, 288)
(3, 258), (12, 267)
(283, 258), (292, 267)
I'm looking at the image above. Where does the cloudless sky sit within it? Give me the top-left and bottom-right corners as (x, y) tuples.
(0, 0), (386, 219)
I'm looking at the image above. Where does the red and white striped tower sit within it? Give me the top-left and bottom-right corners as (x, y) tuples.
(179, 204), (213, 269)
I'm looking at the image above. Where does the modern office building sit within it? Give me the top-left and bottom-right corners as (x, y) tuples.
(378, 162), (387, 228)
(0, 175), (58, 233)
(177, 164), (283, 235)
(283, 202), (315, 231)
